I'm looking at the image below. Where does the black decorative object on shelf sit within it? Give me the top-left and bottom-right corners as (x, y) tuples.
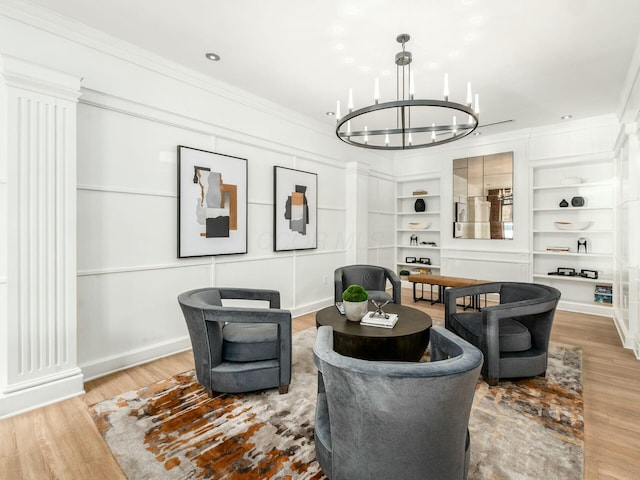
(548, 267), (598, 279)
(414, 198), (426, 212)
(559, 199), (569, 208)
(571, 196), (585, 207)
(421, 241), (437, 246)
(410, 234), (418, 245)
(405, 256), (417, 263)
(418, 257), (431, 265)
(548, 267), (577, 276)
(577, 237), (588, 253)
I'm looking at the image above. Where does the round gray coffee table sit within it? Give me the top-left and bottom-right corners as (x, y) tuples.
(315, 303), (432, 361)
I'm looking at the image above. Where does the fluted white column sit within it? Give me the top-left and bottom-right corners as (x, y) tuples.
(0, 54), (83, 418)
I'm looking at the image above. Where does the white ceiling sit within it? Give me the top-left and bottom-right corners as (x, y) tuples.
(21, 0), (640, 135)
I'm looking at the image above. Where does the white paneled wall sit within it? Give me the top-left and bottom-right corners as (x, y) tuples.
(367, 172), (396, 271)
(0, 5), (395, 416)
(73, 93), (355, 381)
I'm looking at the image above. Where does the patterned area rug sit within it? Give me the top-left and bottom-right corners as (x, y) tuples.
(90, 329), (583, 480)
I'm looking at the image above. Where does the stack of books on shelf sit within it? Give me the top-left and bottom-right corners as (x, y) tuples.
(594, 284), (613, 306)
(546, 246), (571, 252)
(360, 312), (399, 329)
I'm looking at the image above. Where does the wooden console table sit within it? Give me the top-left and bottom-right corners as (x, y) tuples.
(408, 273), (489, 309)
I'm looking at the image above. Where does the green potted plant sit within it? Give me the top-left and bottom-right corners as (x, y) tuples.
(399, 269), (410, 281)
(342, 284), (369, 322)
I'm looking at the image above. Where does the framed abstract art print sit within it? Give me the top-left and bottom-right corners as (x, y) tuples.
(177, 145), (247, 257)
(273, 166), (318, 252)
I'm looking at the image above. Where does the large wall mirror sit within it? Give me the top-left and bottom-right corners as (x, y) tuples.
(453, 152), (513, 239)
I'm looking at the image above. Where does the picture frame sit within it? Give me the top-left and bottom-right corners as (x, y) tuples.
(274, 166), (317, 251)
(177, 145), (247, 258)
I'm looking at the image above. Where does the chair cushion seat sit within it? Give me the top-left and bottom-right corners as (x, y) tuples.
(449, 312), (531, 352)
(222, 323), (279, 362)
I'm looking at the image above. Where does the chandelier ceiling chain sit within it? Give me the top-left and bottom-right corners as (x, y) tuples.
(335, 34), (480, 150)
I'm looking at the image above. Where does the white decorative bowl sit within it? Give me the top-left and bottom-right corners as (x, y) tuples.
(409, 222), (430, 229)
(554, 221), (591, 230)
(560, 177), (582, 185)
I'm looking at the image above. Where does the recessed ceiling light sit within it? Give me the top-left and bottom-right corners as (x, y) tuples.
(561, 114), (572, 120)
(326, 111), (335, 116)
(205, 52), (221, 61)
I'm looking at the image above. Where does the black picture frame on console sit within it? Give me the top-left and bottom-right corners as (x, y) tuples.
(177, 145), (248, 258)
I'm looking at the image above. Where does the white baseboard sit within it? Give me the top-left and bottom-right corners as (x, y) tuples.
(0, 369), (84, 419)
(291, 298), (334, 319)
(80, 336), (192, 382)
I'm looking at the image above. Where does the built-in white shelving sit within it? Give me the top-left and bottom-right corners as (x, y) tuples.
(395, 176), (441, 278)
(530, 154), (614, 315)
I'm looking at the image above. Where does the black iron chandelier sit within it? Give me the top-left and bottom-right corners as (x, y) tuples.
(335, 34), (480, 150)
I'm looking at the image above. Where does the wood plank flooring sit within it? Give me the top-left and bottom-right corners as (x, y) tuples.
(1, 289), (639, 479)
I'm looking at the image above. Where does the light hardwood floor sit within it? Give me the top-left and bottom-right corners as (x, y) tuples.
(1, 289), (639, 479)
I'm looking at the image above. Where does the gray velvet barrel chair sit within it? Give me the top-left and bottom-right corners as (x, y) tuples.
(177, 287), (292, 395)
(313, 325), (483, 480)
(334, 264), (402, 305)
(444, 282), (561, 386)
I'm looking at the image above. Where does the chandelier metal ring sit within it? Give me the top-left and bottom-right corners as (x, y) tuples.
(336, 99), (479, 150)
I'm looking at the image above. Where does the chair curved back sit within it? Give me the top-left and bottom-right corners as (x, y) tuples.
(334, 264), (401, 304)
(178, 287), (292, 394)
(444, 281), (561, 384)
(313, 326), (483, 480)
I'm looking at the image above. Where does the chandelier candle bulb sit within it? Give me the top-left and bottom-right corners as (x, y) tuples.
(453, 115), (457, 135)
(408, 132), (413, 145)
(385, 130), (390, 146)
(431, 123), (436, 142)
(466, 82), (472, 106)
(336, 100), (341, 121)
(364, 126), (369, 144)
(409, 71), (415, 99)
(348, 88), (354, 112)
(475, 94), (480, 114)
(444, 73), (450, 100)
(374, 78), (380, 104)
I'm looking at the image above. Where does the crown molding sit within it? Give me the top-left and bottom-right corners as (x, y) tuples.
(0, 0), (334, 138)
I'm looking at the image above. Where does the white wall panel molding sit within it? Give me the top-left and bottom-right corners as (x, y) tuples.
(78, 260), (213, 277)
(294, 249), (348, 258)
(0, 54), (83, 417)
(440, 249), (530, 283)
(77, 183), (175, 198)
(529, 151), (615, 166)
(80, 88), (345, 170)
(213, 249), (347, 265)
